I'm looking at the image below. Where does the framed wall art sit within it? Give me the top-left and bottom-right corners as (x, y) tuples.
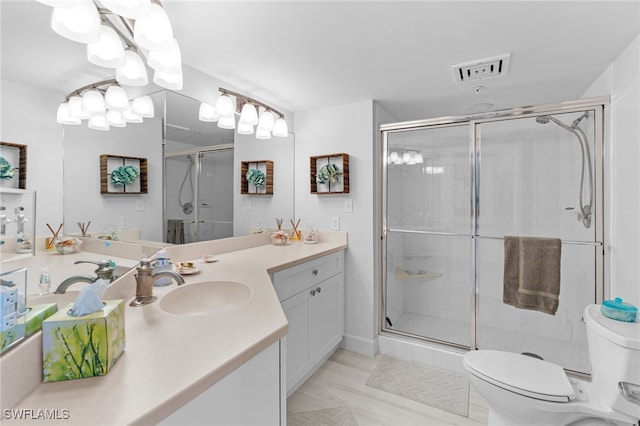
(241, 160), (273, 195)
(0, 142), (27, 190)
(310, 153), (349, 194)
(100, 154), (148, 194)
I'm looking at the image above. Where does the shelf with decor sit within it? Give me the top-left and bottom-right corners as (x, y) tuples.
(241, 160), (273, 195)
(100, 154), (148, 194)
(310, 153), (349, 194)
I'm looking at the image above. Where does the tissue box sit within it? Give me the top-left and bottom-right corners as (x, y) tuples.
(42, 300), (125, 382)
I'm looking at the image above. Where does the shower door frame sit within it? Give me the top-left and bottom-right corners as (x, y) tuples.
(164, 143), (234, 243)
(380, 96), (608, 354)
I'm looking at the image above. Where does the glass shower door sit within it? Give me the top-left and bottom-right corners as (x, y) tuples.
(383, 124), (472, 347)
(195, 149), (233, 241)
(475, 110), (600, 374)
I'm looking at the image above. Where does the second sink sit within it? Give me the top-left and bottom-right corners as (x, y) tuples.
(159, 281), (251, 316)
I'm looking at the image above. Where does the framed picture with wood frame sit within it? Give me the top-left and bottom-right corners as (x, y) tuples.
(100, 154), (148, 194)
(310, 153), (349, 194)
(0, 142), (27, 189)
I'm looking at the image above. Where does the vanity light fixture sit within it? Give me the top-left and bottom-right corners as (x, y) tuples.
(58, 78), (154, 128)
(199, 87), (289, 139)
(37, 0), (183, 94)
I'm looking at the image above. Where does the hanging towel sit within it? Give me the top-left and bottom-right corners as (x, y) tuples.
(167, 219), (185, 244)
(503, 236), (562, 315)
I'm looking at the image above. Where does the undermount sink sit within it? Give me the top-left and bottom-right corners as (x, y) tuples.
(159, 281), (251, 316)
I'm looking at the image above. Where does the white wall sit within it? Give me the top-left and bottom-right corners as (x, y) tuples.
(295, 100), (377, 355)
(582, 34), (640, 307)
(0, 79), (64, 236)
(63, 119), (164, 241)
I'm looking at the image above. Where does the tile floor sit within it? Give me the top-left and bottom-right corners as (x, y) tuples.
(287, 348), (489, 425)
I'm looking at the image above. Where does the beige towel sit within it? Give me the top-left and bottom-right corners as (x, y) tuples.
(503, 236), (562, 315)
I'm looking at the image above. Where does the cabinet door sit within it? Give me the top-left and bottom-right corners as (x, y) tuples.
(311, 274), (344, 361)
(281, 289), (313, 391)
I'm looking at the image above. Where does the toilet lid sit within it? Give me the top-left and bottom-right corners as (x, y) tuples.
(463, 350), (575, 403)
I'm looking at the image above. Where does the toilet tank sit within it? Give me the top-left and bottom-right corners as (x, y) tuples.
(584, 304), (640, 420)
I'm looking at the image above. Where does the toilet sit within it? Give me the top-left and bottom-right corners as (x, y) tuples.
(463, 304), (640, 426)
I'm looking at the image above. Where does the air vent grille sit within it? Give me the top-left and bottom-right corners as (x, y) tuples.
(452, 53), (511, 83)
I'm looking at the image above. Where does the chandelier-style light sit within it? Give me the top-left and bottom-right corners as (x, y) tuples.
(39, 0), (182, 130)
(388, 150), (425, 165)
(57, 78), (155, 129)
(199, 88), (289, 140)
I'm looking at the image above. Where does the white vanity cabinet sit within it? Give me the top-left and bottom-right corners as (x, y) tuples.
(271, 250), (345, 395)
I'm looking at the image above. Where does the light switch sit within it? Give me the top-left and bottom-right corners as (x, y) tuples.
(344, 199), (353, 213)
(331, 216), (340, 231)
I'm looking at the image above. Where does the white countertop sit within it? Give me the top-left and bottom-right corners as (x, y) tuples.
(2, 232), (347, 425)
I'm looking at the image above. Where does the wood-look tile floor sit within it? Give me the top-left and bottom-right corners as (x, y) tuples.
(287, 348), (489, 426)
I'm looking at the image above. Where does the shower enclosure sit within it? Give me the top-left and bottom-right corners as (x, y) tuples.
(164, 145), (234, 243)
(381, 98), (606, 375)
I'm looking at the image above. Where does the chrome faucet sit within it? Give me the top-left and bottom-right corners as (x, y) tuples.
(130, 258), (185, 307)
(54, 260), (118, 294)
(0, 206), (10, 236)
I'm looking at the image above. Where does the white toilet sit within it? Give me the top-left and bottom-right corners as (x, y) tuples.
(463, 304), (640, 426)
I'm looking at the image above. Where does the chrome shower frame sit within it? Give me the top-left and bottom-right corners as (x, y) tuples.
(379, 96), (608, 357)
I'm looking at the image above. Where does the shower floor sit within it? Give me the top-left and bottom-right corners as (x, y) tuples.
(391, 311), (590, 374)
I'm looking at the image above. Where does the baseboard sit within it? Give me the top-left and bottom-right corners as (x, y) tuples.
(340, 334), (378, 357)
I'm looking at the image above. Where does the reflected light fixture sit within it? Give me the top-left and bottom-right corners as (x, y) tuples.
(152, 69), (183, 91)
(116, 49), (148, 86)
(199, 87), (289, 140)
(389, 150), (424, 165)
(133, 2), (174, 51)
(57, 78), (154, 129)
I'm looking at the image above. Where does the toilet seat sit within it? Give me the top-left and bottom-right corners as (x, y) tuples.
(464, 350), (576, 403)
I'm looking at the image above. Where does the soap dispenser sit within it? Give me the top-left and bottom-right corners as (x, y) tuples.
(152, 249), (172, 286)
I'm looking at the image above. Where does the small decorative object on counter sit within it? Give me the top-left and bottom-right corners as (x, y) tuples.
(152, 249), (172, 286)
(39, 265), (51, 295)
(303, 227), (319, 244)
(601, 298), (638, 322)
(42, 299), (125, 382)
(46, 223), (63, 250)
(54, 237), (81, 254)
(290, 219), (301, 241)
(276, 218), (283, 231)
(77, 221), (91, 237)
(271, 230), (289, 246)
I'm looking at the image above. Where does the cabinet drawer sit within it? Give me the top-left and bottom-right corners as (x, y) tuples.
(271, 251), (343, 302)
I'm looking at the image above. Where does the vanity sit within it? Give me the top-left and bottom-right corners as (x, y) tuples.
(1, 231), (347, 425)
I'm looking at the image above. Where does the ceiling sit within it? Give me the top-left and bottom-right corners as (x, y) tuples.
(2, 1), (639, 125)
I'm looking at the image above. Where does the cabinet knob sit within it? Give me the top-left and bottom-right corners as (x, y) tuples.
(316, 287), (321, 293)
(312, 269), (318, 276)
(310, 289), (316, 296)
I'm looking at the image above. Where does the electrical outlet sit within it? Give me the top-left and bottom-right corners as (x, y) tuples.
(331, 216), (340, 231)
(135, 200), (145, 211)
(344, 198), (353, 213)
(119, 215), (130, 229)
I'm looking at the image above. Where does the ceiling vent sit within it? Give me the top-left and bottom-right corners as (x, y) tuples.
(452, 53), (511, 83)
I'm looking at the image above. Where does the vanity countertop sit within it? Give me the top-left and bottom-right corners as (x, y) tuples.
(2, 232), (347, 425)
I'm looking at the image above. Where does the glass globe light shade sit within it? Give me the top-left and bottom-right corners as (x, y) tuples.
(122, 107), (143, 123)
(237, 121), (254, 135)
(402, 152), (411, 164)
(56, 102), (81, 125)
(240, 103), (258, 126)
(272, 117), (288, 137)
(131, 95), (154, 118)
(257, 110), (275, 131)
(133, 3), (173, 51)
(199, 103), (218, 122)
(51, 1), (101, 44)
(99, 0), (151, 19)
(215, 94), (234, 118)
(255, 127), (272, 140)
(414, 153), (424, 164)
(104, 85), (129, 111)
(116, 50), (148, 86)
(81, 90), (105, 115)
(388, 151), (399, 164)
(148, 38), (182, 73)
(107, 110), (126, 127)
(217, 116), (236, 130)
(152, 69), (183, 91)
(68, 95), (90, 119)
(88, 114), (109, 131)
(87, 25), (125, 68)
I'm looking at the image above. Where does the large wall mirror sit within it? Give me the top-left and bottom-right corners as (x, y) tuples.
(62, 90), (295, 244)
